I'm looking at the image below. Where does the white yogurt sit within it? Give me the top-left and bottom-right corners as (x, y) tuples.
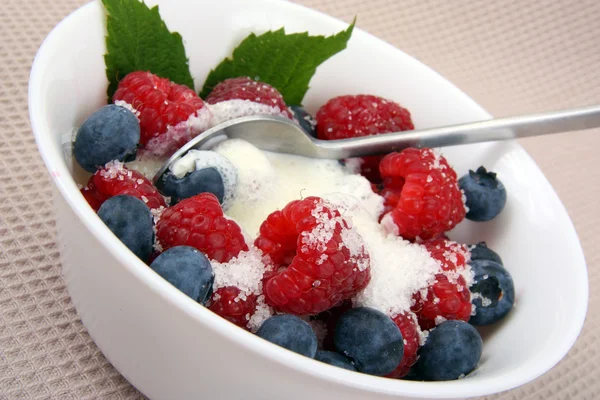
(213, 138), (383, 237)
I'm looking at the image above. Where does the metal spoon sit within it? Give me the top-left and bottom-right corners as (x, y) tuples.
(153, 104), (600, 184)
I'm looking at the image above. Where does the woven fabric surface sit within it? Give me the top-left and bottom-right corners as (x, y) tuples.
(0, 0), (598, 399)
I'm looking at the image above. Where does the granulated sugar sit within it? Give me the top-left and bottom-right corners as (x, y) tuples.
(114, 100), (140, 120)
(99, 159), (128, 179)
(208, 99), (289, 126)
(471, 292), (492, 307)
(211, 246), (269, 302)
(323, 194), (443, 318)
(248, 295), (274, 332)
(140, 107), (213, 157)
(150, 206), (166, 253)
(300, 198), (369, 271)
(211, 244), (275, 328)
(210, 246), (274, 331)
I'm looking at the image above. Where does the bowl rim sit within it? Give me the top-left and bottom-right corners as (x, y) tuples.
(28, 0), (589, 398)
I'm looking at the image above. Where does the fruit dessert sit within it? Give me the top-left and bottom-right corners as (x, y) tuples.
(71, 0), (514, 381)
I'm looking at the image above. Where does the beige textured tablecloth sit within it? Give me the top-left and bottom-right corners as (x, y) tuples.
(1, 0), (598, 398)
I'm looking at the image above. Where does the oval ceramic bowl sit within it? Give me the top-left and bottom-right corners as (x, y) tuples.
(29, 0), (588, 399)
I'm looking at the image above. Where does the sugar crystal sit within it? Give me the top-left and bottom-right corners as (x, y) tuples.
(324, 194), (443, 317)
(114, 100), (140, 120)
(248, 295), (274, 332)
(211, 246), (268, 301)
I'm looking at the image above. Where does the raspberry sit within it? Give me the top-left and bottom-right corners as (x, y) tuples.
(373, 176), (405, 218)
(113, 71), (207, 156)
(316, 95), (414, 183)
(255, 197), (370, 315)
(379, 148), (466, 240)
(387, 312), (421, 379)
(155, 193), (248, 263)
(411, 273), (472, 331)
(205, 77), (292, 118)
(208, 286), (257, 330)
(80, 161), (166, 212)
(410, 238), (472, 330)
(422, 238), (470, 272)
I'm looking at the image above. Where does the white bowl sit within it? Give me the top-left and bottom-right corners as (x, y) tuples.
(29, 0), (588, 398)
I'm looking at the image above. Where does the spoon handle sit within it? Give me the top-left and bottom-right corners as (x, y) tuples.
(318, 104), (600, 158)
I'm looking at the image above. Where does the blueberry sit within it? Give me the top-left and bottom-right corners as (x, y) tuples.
(149, 246), (214, 305)
(158, 150), (237, 208)
(256, 315), (318, 358)
(314, 350), (357, 371)
(469, 241), (503, 265)
(161, 168), (224, 205)
(469, 259), (515, 326)
(459, 166), (507, 222)
(290, 105), (317, 137)
(74, 104), (140, 172)
(97, 195), (154, 261)
(416, 320), (482, 381)
(334, 307), (403, 376)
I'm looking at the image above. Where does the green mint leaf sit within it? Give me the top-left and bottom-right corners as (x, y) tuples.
(102, 0), (194, 100)
(200, 20), (355, 105)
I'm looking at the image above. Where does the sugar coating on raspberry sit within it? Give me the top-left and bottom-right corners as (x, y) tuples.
(422, 238), (471, 272)
(205, 77), (292, 119)
(442, 258), (474, 288)
(99, 159), (128, 179)
(114, 100), (140, 120)
(81, 160), (167, 211)
(211, 246), (269, 302)
(208, 286), (257, 329)
(210, 245), (275, 330)
(256, 197), (370, 315)
(208, 99), (291, 126)
(143, 106), (213, 157)
(302, 200), (369, 272)
(411, 272), (472, 330)
(113, 71), (207, 156)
